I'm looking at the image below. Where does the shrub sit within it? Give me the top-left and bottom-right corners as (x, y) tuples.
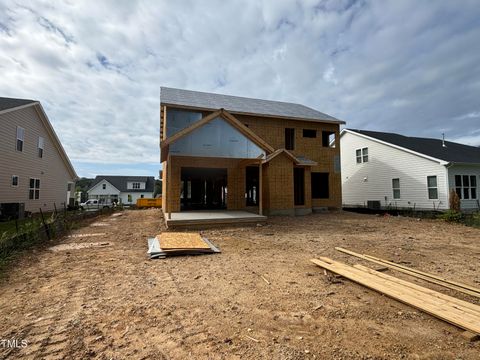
(449, 189), (460, 212)
(439, 209), (463, 222)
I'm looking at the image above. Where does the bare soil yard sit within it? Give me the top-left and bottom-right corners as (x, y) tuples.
(1, 209), (479, 359)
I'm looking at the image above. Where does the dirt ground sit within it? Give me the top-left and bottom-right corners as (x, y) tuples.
(1, 209), (479, 359)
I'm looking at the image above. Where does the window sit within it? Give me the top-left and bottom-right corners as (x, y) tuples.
(311, 172), (329, 199)
(67, 183), (72, 191)
(16, 126), (25, 152)
(245, 166), (259, 206)
(356, 147), (368, 164)
(455, 175), (477, 200)
(12, 175), (18, 187)
(427, 176), (438, 199)
(303, 129), (316, 138)
(102, 183), (106, 190)
(294, 168), (305, 205)
(141, 194), (144, 198)
(132, 182), (141, 189)
(285, 128), (295, 150)
(38, 137), (44, 158)
(127, 194), (132, 203)
(322, 131), (336, 147)
(392, 178), (400, 199)
(29, 178), (40, 200)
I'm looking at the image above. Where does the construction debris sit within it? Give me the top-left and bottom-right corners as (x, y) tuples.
(147, 232), (220, 259)
(335, 247), (480, 298)
(310, 257), (480, 335)
(67, 233), (106, 238)
(49, 242), (111, 252)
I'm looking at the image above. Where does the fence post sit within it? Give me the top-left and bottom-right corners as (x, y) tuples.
(39, 208), (51, 240)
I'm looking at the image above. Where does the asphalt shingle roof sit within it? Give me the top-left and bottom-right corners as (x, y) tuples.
(349, 129), (480, 164)
(89, 176), (156, 193)
(160, 87), (344, 124)
(0, 97), (36, 112)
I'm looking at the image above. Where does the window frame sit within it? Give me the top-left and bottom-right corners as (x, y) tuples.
(303, 129), (316, 138)
(38, 136), (44, 158)
(455, 175), (477, 200)
(285, 128), (295, 150)
(16, 126), (25, 152)
(355, 147), (368, 164)
(12, 175), (19, 187)
(427, 175), (438, 200)
(311, 172), (329, 199)
(392, 178), (400, 199)
(102, 183), (106, 190)
(29, 178), (40, 200)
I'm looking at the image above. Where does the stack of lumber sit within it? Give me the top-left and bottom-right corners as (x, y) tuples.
(335, 247), (480, 299)
(310, 256), (480, 336)
(147, 232), (221, 259)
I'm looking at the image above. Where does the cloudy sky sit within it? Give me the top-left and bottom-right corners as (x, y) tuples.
(1, 0), (479, 178)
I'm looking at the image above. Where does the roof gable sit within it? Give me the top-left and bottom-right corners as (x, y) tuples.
(344, 129), (480, 165)
(0, 97), (36, 112)
(162, 109), (275, 153)
(160, 87), (344, 124)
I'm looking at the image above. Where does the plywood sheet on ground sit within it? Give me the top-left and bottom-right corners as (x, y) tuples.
(156, 232), (211, 250)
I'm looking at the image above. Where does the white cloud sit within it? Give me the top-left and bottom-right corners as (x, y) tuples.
(0, 0), (480, 176)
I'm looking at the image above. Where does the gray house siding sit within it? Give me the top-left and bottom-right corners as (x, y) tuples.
(0, 105), (76, 213)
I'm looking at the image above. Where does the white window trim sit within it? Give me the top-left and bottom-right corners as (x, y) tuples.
(29, 178), (40, 200)
(355, 147), (369, 164)
(16, 126), (25, 152)
(38, 136), (44, 158)
(392, 178), (400, 199)
(427, 175), (438, 200)
(454, 175), (478, 200)
(12, 175), (19, 187)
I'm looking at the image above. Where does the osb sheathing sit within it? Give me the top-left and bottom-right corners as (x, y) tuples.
(237, 114), (341, 209)
(161, 107), (342, 213)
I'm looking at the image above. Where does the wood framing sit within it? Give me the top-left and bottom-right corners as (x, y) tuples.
(159, 87), (343, 219)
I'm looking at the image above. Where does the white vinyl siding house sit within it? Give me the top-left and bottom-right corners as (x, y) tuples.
(341, 131), (448, 210)
(447, 164), (480, 211)
(341, 129), (480, 212)
(0, 98), (77, 215)
(86, 176), (155, 205)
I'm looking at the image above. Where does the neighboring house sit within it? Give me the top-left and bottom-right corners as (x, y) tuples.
(160, 87), (345, 216)
(341, 129), (480, 211)
(0, 97), (77, 218)
(87, 176), (155, 205)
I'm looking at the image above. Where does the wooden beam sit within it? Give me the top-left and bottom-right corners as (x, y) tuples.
(259, 163), (263, 216)
(311, 257), (480, 335)
(161, 110), (222, 147)
(335, 247), (480, 298)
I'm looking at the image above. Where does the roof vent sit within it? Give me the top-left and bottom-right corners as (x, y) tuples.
(442, 133), (447, 148)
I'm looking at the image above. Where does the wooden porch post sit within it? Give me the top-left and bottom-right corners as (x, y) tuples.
(259, 161), (263, 215)
(167, 155), (171, 220)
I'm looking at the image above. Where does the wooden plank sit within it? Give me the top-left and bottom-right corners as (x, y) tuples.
(157, 232), (211, 250)
(352, 264), (480, 316)
(364, 253), (480, 295)
(311, 258), (480, 335)
(335, 247), (480, 299)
